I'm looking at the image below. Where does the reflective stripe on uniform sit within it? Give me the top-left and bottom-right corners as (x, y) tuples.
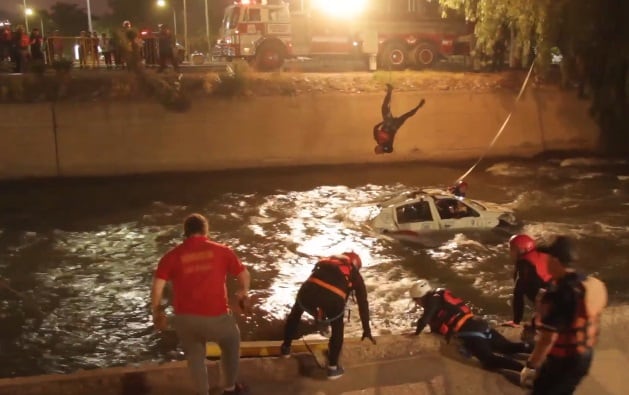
(307, 277), (347, 300)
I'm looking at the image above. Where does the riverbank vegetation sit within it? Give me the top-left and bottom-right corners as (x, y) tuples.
(436, 0), (628, 152)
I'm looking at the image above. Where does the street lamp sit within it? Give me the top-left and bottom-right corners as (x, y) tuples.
(156, 0), (178, 38)
(24, 4), (33, 31)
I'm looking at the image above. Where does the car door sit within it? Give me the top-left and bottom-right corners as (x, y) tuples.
(394, 200), (439, 234)
(434, 197), (480, 230)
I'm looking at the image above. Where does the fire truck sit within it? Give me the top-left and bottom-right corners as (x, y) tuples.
(212, 0), (473, 71)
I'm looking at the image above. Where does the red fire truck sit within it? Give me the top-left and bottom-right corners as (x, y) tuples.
(212, 0), (473, 71)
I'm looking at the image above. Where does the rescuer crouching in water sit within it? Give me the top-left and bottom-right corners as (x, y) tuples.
(280, 252), (375, 380)
(503, 234), (553, 329)
(408, 279), (531, 372)
(520, 236), (608, 394)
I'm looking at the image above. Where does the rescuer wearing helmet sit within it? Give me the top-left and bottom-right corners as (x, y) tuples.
(373, 83), (425, 154)
(409, 279), (531, 372)
(520, 236), (607, 394)
(280, 252), (375, 379)
(448, 180), (469, 197)
(504, 234), (553, 328)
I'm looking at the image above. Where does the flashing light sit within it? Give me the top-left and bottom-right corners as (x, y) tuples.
(312, 0), (367, 18)
(25, 8), (34, 16)
(157, 0), (166, 7)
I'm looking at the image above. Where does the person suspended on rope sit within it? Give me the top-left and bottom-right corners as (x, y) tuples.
(407, 279), (532, 372)
(502, 234), (553, 329)
(373, 83), (425, 154)
(448, 180), (469, 197)
(280, 252), (375, 380)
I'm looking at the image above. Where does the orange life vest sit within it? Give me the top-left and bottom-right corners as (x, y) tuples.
(548, 276), (603, 358)
(521, 250), (552, 283)
(307, 256), (353, 300)
(430, 289), (474, 336)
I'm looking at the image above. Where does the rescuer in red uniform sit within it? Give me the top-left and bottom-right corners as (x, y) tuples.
(373, 84), (425, 154)
(520, 236), (608, 394)
(151, 213), (250, 395)
(503, 234), (553, 328)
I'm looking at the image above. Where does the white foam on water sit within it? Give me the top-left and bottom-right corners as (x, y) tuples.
(486, 162), (536, 177)
(504, 190), (545, 210)
(618, 175), (629, 181)
(571, 172), (606, 180)
(560, 157), (627, 167)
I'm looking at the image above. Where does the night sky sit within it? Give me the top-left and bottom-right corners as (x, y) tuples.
(1, 0), (110, 16)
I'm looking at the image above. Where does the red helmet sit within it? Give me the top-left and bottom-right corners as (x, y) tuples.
(509, 234), (536, 255)
(457, 180), (468, 189)
(343, 252), (362, 270)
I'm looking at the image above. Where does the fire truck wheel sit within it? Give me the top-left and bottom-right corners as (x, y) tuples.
(413, 42), (438, 68)
(380, 42), (408, 71)
(255, 42), (285, 72)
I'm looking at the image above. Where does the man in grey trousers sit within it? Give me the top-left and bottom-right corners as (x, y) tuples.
(151, 213), (250, 395)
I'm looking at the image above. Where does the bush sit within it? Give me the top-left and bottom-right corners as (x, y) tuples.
(211, 60), (252, 97)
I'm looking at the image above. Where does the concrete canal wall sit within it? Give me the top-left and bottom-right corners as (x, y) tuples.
(0, 87), (599, 180)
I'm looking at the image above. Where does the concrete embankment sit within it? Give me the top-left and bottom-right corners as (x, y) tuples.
(1, 305), (627, 395)
(0, 86), (598, 180)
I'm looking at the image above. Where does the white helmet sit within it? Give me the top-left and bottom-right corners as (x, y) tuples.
(409, 279), (432, 299)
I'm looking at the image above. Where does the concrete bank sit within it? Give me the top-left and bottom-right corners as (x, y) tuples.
(0, 87), (598, 180)
(1, 305), (627, 395)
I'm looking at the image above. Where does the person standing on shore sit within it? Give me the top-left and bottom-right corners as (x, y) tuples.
(280, 252), (375, 380)
(503, 234), (552, 328)
(151, 213), (250, 395)
(520, 236), (608, 394)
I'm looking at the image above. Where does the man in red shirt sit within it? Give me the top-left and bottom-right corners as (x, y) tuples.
(151, 213), (250, 395)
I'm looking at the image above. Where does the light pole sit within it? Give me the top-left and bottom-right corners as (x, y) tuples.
(204, 0), (211, 55)
(23, 2), (32, 31)
(183, 0), (188, 61)
(157, 0), (178, 38)
(86, 0), (93, 32)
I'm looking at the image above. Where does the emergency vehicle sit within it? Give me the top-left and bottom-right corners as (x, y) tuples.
(212, 0), (473, 71)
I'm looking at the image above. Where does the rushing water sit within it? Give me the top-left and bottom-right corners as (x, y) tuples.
(0, 157), (628, 378)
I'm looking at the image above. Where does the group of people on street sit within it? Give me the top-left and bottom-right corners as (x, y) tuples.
(151, 213), (607, 395)
(0, 19), (180, 74)
(0, 24), (44, 73)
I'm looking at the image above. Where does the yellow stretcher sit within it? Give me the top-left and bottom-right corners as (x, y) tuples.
(206, 338), (329, 358)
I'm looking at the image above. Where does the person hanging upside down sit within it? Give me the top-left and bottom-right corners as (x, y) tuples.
(373, 84), (425, 154)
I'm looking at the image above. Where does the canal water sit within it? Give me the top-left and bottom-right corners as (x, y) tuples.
(0, 156), (628, 378)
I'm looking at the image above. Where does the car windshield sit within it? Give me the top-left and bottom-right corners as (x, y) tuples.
(223, 6), (241, 30)
(466, 199), (487, 211)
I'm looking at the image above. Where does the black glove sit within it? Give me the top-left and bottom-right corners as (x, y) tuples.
(361, 330), (376, 345)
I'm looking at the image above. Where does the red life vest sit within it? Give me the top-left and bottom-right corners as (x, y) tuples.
(20, 33), (30, 49)
(521, 250), (552, 283)
(430, 289), (474, 336)
(307, 256), (353, 300)
(375, 129), (390, 145)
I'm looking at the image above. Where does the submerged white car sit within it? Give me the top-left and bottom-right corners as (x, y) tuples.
(369, 188), (518, 237)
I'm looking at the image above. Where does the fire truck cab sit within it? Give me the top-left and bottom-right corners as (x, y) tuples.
(213, 0), (472, 71)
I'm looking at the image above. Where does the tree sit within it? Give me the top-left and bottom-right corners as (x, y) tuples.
(48, 2), (89, 35)
(437, 0), (629, 153)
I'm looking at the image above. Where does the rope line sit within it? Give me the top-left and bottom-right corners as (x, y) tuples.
(455, 60), (536, 183)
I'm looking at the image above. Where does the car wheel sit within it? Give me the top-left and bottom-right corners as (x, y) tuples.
(255, 42), (285, 71)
